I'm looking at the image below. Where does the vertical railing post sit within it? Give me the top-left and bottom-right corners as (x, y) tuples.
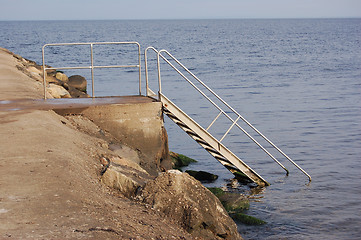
(144, 47), (160, 97)
(42, 45), (47, 99)
(157, 51), (162, 100)
(90, 43), (95, 98)
(137, 43), (141, 95)
(144, 47), (151, 96)
(144, 48), (149, 96)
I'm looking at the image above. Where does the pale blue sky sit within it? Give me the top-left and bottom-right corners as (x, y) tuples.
(1, 0), (360, 20)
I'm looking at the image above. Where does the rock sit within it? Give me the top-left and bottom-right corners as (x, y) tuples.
(219, 193), (249, 213)
(185, 170), (218, 182)
(108, 155), (147, 174)
(68, 75), (87, 92)
(208, 188), (249, 213)
(47, 83), (71, 98)
(139, 171), (243, 240)
(101, 162), (152, 198)
(27, 66), (42, 78)
(231, 213), (266, 226)
(45, 74), (60, 84)
(55, 72), (68, 82)
(66, 85), (90, 98)
(170, 152), (197, 169)
(207, 187), (225, 198)
(99, 157), (109, 166)
(109, 144), (141, 165)
(206, 188), (265, 226)
(101, 164), (140, 198)
(44, 71), (89, 98)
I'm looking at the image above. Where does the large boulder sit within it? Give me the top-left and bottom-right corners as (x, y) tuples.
(139, 170), (243, 240)
(68, 75), (87, 92)
(101, 159), (152, 198)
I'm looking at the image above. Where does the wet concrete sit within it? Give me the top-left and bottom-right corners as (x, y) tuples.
(0, 96), (157, 112)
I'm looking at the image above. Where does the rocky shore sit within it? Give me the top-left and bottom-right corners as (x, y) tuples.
(0, 47), (244, 239)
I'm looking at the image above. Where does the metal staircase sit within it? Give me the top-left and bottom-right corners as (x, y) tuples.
(144, 46), (312, 187)
(161, 93), (269, 186)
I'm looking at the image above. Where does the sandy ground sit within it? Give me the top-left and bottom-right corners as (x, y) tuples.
(0, 47), (194, 239)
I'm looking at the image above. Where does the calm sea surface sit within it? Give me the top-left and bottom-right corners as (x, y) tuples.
(1, 19), (360, 239)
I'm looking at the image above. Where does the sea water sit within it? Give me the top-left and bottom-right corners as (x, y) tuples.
(1, 18), (360, 239)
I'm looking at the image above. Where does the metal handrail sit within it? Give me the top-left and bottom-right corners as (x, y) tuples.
(144, 46), (159, 97)
(42, 42), (141, 99)
(145, 47), (311, 181)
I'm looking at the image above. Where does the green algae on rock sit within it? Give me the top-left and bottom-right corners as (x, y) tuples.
(207, 187), (266, 226)
(170, 151), (197, 169)
(231, 213), (267, 225)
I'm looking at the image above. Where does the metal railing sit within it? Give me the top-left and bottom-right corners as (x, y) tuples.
(42, 42), (141, 99)
(145, 47), (311, 182)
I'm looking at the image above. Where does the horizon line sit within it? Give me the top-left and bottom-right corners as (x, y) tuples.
(1, 16), (361, 22)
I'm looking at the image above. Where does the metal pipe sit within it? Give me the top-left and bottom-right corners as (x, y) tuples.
(144, 46), (159, 97)
(206, 111), (222, 130)
(220, 116), (240, 142)
(136, 42), (141, 95)
(90, 43), (94, 97)
(43, 65), (139, 71)
(156, 51), (163, 99)
(144, 48), (150, 96)
(43, 41), (141, 47)
(42, 45), (47, 99)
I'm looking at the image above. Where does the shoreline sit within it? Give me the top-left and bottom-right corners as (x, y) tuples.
(0, 47), (243, 239)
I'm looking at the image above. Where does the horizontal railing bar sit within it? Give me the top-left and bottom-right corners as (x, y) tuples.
(93, 65), (140, 68)
(44, 65), (139, 71)
(45, 66), (92, 70)
(43, 41), (140, 47)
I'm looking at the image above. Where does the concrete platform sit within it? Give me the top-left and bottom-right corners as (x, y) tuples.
(0, 95), (169, 175)
(0, 95), (157, 112)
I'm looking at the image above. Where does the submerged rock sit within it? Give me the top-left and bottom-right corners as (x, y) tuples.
(139, 170), (242, 240)
(208, 187), (266, 226)
(170, 151), (197, 169)
(208, 188), (249, 212)
(231, 213), (266, 226)
(185, 170), (218, 182)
